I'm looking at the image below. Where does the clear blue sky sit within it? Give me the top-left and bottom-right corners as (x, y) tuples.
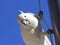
(0, 0), (53, 45)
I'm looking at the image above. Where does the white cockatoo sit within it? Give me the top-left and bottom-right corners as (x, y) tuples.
(17, 11), (49, 45)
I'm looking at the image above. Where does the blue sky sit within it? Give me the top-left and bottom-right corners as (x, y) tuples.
(0, 0), (53, 45)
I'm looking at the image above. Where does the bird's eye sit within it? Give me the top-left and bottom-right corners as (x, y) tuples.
(24, 16), (26, 17)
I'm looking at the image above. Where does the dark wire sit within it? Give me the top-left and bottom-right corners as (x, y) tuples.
(43, 17), (50, 29)
(38, 0), (41, 11)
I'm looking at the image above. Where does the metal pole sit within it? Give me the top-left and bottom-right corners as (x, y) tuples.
(48, 0), (60, 45)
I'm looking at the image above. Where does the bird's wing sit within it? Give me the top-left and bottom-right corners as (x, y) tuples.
(35, 20), (49, 45)
(20, 23), (44, 45)
(20, 20), (48, 45)
(35, 15), (48, 36)
(35, 22), (48, 36)
(35, 24), (51, 45)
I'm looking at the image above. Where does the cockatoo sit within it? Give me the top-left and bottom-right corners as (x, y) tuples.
(17, 11), (50, 45)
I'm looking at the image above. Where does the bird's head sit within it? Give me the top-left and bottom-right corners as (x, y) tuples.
(17, 10), (38, 29)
